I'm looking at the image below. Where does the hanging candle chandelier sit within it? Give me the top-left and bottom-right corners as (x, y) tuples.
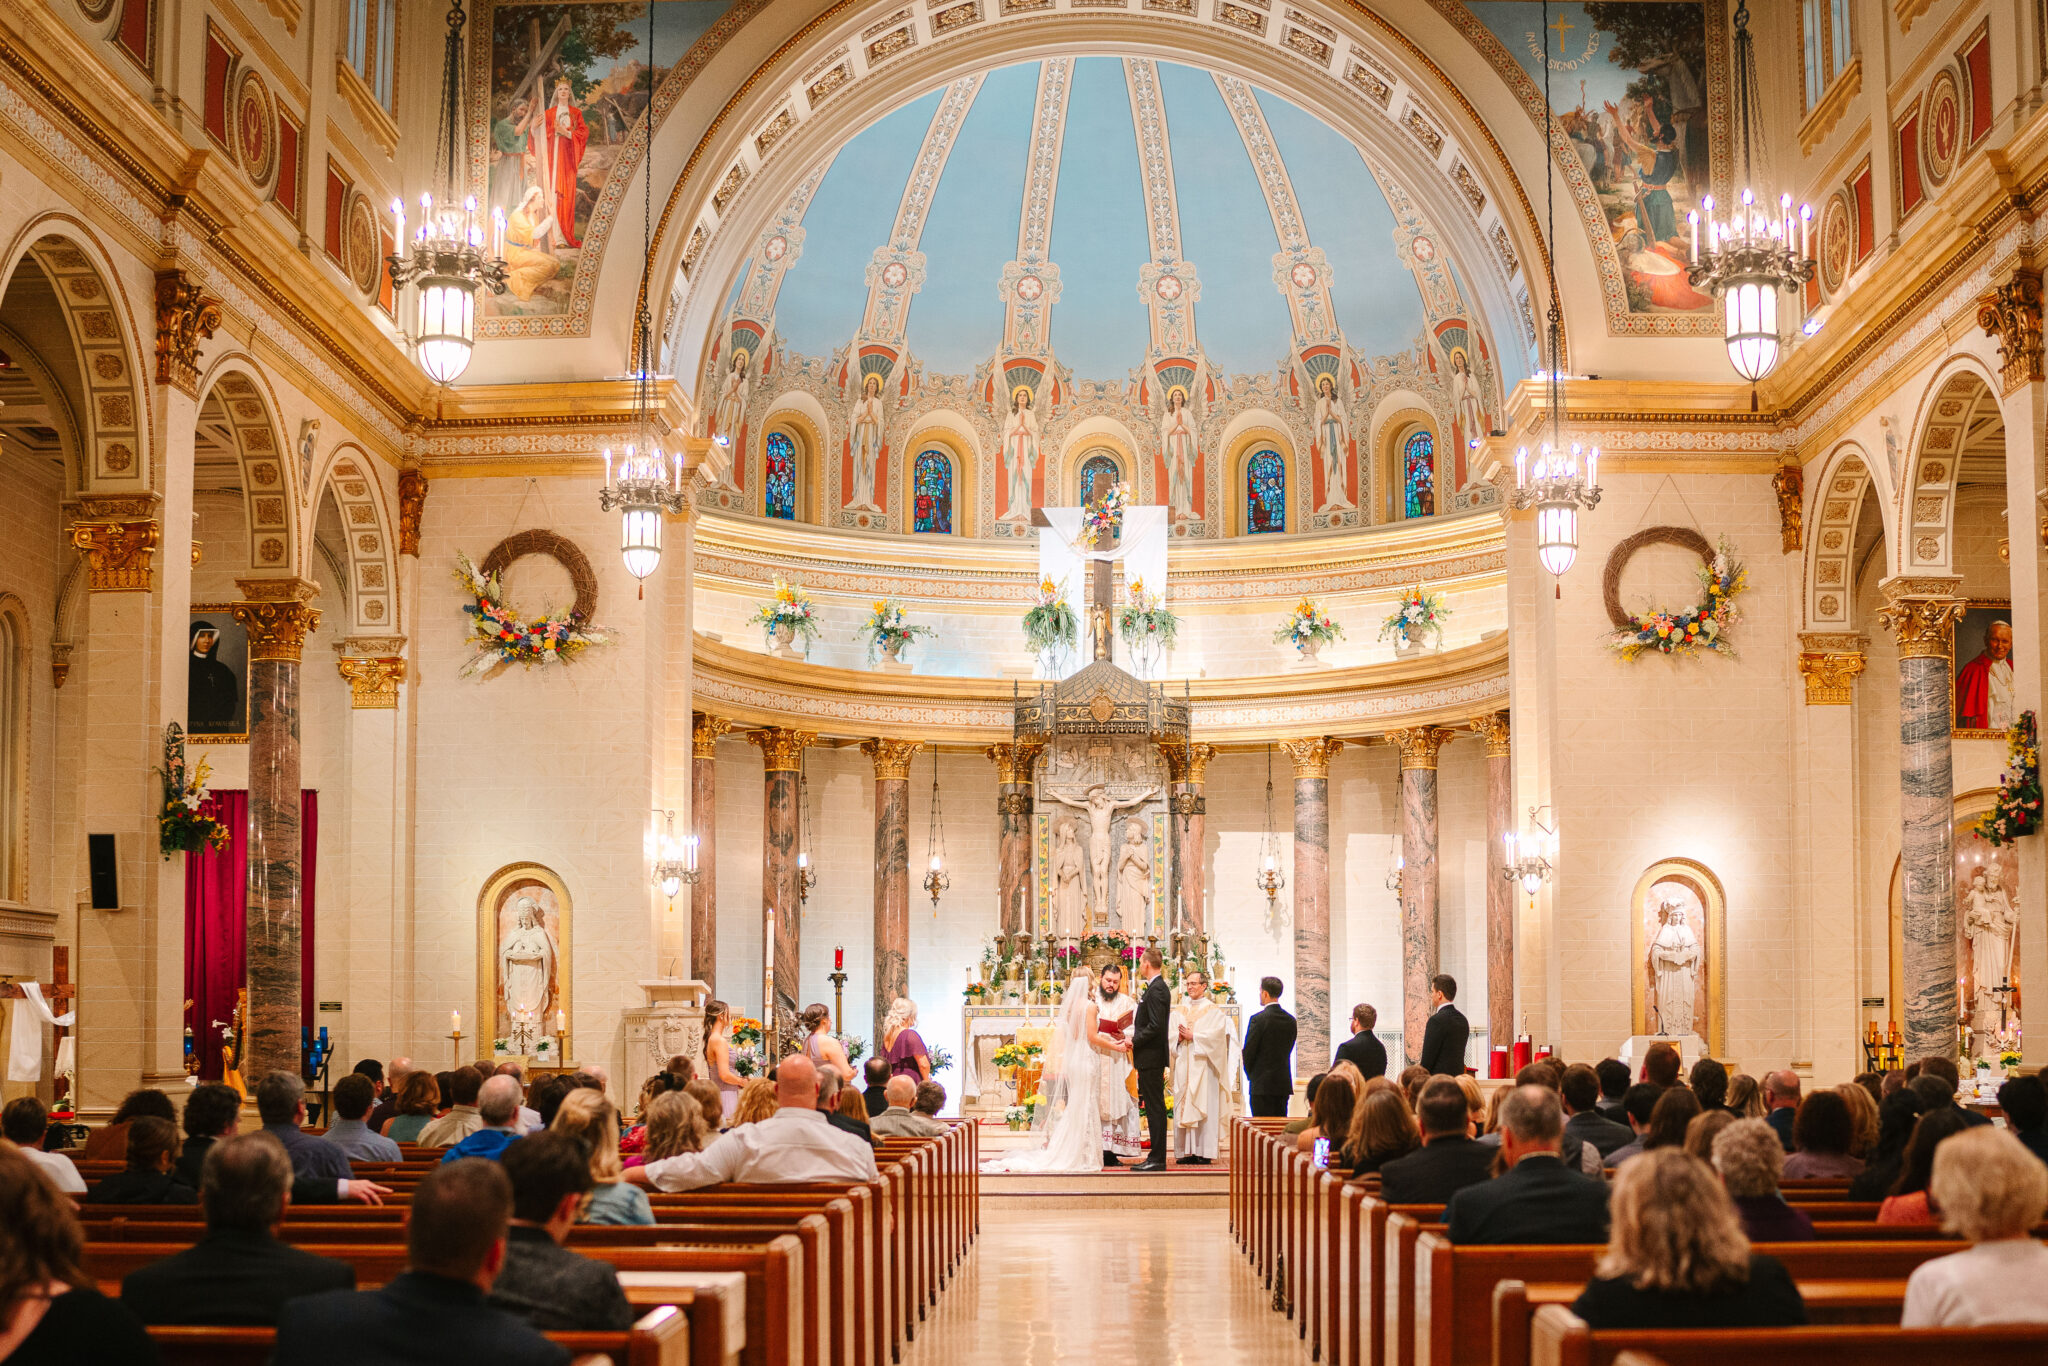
(923, 749), (949, 908)
(1512, 0), (1602, 584)
(796, 757), (818, 904)
(597, 0), (687, 587)
(1254, 744), (1285, 905)
(387, 2), (507, 385)
(1686, 3), (1814, 395)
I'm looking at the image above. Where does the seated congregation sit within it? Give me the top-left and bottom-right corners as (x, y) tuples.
(0, 1047), (972, 1366)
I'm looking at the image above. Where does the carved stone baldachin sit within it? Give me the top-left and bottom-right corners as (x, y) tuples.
(747, 726), (816, 772)
(1279, 736), (1345, 779)
(153, 269), (223, 395)
(859, 737), (924, 780)
(231, 577), (322, 662)
(1771, 463), (1803, 553)
(69, 518), (159, 591)
(1390, 725), (1457, 770)
(1977, 269), (2044, 395)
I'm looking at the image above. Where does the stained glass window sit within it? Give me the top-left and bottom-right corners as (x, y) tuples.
(913, 449), (953, 533)
(764, 431), (796, 520)
(1403, 430), (1436, 519)
(1078, 452), (1120, 508)
(1246, 449), (1286, 534)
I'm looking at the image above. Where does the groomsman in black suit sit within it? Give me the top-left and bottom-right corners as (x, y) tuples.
(1242, 977), (1297, 1117)
(1333, 1003), (1388, 1079)
(1418, 973), (1471, 1077)
(1130, 949), (1172, 1171)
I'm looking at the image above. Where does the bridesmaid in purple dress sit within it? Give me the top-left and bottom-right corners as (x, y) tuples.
(702, 1000), (744, 1124)
(881, 998), (932, 1083)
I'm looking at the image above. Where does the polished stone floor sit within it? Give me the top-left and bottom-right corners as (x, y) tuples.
(904, 1205), (1306, 1364)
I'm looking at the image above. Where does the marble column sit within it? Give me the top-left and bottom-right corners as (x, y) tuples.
(1280, 738), (1343, 1069)
(985, 743), (1045, 942)
(748, 727), (814, 1053)
(1391, 727), (1454, 1064)
(230, 578), (321, 1081)
(691, 714), (732, 991)
(862, 739), (924, 1032)
(1156, 740), (1217, 939)
(1472, 712), (1514, 1056)
(1877, 579), (1967, 1060)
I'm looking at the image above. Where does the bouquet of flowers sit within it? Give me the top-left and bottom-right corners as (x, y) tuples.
(1378, 585), (1451, 648)
(1116, 576), (1179, 658)
(991, 1042), (1041, 1070)
(1209, 979), (1236, 1004)
(454, 551), (611, 677)
(963, 980), (988, 1003)
(750, 578), (821, 650)
(1079, 481), (1130, 547)
(158, 753), (230, 856)
(1273, 597), (1344, 650)
(1022, 576), (1078, 659)
(857, 598), (934, 664)
(728, 1016), (768, 1077)
(834, 1033), (867, 1065)
(1979, 710), (2041, 846)
(928, 1045), (955, 1074)
(1993, 1026), (2023, 1071)
(1607, 539), (1748, 660)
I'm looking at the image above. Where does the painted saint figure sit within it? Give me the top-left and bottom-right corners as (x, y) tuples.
(848, 374), (885, 512)
(1312, 374), (1353, 512)
(502, 185), (562, 302)
(712, 349), (751, 451)
(999, 386), (1040, 526)
(1448, 348), (1488, 455)
(1647, 898), (1701, 1037)
(1160, 387), (1197, 523)
(530, 79), (589, 249)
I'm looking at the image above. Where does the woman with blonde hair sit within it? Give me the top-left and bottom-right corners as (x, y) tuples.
(551, 1088), (654, 1226)
(626, 1092), (713, 1168)
(1341, 1088), (1422, 1177)
(1902, 1126), (2048, 1324)
(1684, 1108), (1736, 1164)
(1833, 1081), (1880, 1159)
(881, 998), (932, 1083)
(702, 1000), (745, 1124)
(730, 1077), (779, 1127)
(1724, 1073), (1765, 1119)
(1573, 1148), (1807, 1327)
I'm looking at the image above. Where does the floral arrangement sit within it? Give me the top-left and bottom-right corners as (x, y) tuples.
(454, 552), (610, 677)
(1606, 539), (1747, 660)
(833, 1033), (867, 1065)
(1022, 576), (1078, 659)
(1209, 980), (1236, 1004)
(1378, 585), (1451, 648)
(1116, 577), (1179, 654)
(1004, 1105), (1029, 1127)
(1273, 597), (1344, 650)
(991, 1041), (1042, 1070)
(963, 981), (988, 1003)
(1979, 711), (2041, 846)
(158, 753), (230, 856)
(1079, 481), (1130, 547)
(1992, 1026), (2023, 1071)
(726, 1015), (767, 1077)
(750, 577), (822, 650)
(1081, 930), (1146, 967)
(928, 1045), (954, 1074)
(857, 598), (934, 664)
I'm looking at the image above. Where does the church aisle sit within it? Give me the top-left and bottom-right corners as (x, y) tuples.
(904, 1202), (1306, 1364)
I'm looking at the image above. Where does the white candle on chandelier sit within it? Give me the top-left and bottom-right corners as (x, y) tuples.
(1687, 210), (1699, 262)
(1514, 448), (1526, 488)
(603, 448), (612, 489)
(1585, 448), (1598, 489)
(1800, 202), (1811, 259)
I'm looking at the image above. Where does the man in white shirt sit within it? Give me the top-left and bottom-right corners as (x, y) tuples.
(629, 1056), (879, 1192)
(2, 1096), (86, 1195)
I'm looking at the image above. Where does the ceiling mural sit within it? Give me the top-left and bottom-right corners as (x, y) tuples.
(1435, 1), (1728, 336)
(695, 56), (1512, 542)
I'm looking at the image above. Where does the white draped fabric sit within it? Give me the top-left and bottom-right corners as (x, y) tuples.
(1037, 506), (1169, 680)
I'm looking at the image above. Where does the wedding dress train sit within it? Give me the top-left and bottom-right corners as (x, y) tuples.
(982, 972), (1105, 1174)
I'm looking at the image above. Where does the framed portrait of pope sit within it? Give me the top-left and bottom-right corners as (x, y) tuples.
(1952, 600), (2015, 739)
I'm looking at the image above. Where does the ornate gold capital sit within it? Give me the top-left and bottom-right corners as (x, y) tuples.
(747, 726), (815, 773)
(231, 578), (321, 662)
(693, 712), (734, 759)
(1279, 736), (1344, 780)
(397, 469), (426, 556)
(1153, 739), (1217, 787)
(336, 656), (405, 709)
(984, 741), (1045, 786)
(1771, 464), (1803, 553)
(69, 518), (159, 591)
(860, 737), (925, 781)
(1470, 711), (1510, 758)
(1876, 577), (1966, 659)
(1978, 269), (2044, 394)
(1390, 726), (1457, 770)
(50, 642), (73, 689)
(153, 268), (222, 396)
(1797, 651), (1866, 705)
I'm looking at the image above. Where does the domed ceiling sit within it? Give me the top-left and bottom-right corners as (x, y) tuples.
(698, 56), (1514, 540)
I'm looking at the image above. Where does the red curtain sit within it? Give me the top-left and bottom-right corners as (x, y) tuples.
(183, 789), (318, 1079)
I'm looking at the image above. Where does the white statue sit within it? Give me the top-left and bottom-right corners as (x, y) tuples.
(1046, 784), (1159, 920)
(1050, 818), (1087, 940)
(1647, 898), (1701, 1036)
(1312, 374), (1353, 512)
(712, 348), (751, 452)
(1965, 864), (2017, 1018)
(1158, 387), (1197, 523)
(498, 896), (558, 1033)
(847, 373), (884, 512)
(999, 386), (1040, 526)
(1114, 818), (1153, 934)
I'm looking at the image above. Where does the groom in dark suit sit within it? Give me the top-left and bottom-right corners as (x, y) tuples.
(1130, 948), (1172, 1172)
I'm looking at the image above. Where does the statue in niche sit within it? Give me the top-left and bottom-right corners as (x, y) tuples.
(1312, 374), (1353, 513)
(499, 895), (559, 1054)
(1050, 817), (1087, 940)
(847, 373), (885, 512)
(1965, 864), (2017, 1026)
(1046, 784), (1158, 923)
(1646, 897), (1701, 1036)
(1158, 387), (1197, 523)
(1114, 818), (1153, 934)
(998, 385), (1040, 526)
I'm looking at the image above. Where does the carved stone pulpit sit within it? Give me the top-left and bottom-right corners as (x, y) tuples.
(622, 979), (711, 1081)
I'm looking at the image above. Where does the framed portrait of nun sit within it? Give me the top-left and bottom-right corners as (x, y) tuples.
(186, 607), (249, 741)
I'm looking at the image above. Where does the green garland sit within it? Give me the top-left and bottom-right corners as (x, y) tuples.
(1978, 711), (2041, 846)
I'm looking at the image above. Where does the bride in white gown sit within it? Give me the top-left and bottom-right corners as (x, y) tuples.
(983, 969), (1109, 1173)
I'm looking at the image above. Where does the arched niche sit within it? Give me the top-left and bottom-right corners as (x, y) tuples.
(476, 862), (573, 1064)
(1055, 416), (1143, 507)
(1628, 856), (1726, 1059)
(1373, 400), (1440, 524)
(0, 591), (27, 904)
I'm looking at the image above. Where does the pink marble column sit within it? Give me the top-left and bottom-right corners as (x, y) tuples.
(749, 728), (814, 1053)
(986, 743), (1045, 942)
(1475, 713), (1513, 1055)
(691, 714), (732, 991)
(1392, 727), (1454, 1065)
(231, 579), (321, 1081)
(1156, 741), (1216, 938)
(862, 739), (923, 1032)
(1280, 738), (1343, 1068)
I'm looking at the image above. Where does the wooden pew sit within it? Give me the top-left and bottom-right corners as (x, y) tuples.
(147, 1305), (691, 1366)
(1492, 1278), (1906, 1366)
(1528, 1304), (2048, 1366)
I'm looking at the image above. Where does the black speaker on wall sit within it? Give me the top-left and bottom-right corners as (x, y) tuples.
(87, 833), (119, 910)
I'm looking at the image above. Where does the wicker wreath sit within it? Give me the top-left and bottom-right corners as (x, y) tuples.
(1602, 526), (1716, 633)
(480, 529), (599, 623)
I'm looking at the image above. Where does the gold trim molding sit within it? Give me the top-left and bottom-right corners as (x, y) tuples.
(747, 726), (816, 772)
(984, 741), (1045, 786)
(1797, 651), (1866, 705)
(232, 577), (321, 663)
(1798, 57), (1861, 157)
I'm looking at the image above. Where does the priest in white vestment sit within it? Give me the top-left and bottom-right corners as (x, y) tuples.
(1171, 969), (1239, 1164)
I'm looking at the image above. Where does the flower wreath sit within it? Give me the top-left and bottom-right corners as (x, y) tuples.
(455, 549), (611, 677)
(1602, 528), (1747, 660)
